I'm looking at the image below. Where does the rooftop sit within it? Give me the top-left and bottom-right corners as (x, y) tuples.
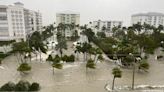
(132, 12), (164, 17)
(56, 10), (80, 15)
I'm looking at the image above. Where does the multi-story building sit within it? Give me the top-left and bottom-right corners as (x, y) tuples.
(0, 2), (42, 41)
(56, 11), (80, 37)
(131, 12), (164, 27)
(93, 20), (123, 32)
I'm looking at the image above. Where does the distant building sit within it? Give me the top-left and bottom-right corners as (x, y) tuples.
(93, 20), (123, 32)
(131, 12), (164, 27)
(0, 2), (42, 41)
(56, 11), (80, 37)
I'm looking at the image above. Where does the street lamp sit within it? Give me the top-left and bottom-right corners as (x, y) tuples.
(129, 53), (135, 90)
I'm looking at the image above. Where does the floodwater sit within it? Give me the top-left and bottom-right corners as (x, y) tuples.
(0, 43), (164, 92)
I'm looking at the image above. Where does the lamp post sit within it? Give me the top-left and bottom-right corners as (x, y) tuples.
(129, 53), (135, 90)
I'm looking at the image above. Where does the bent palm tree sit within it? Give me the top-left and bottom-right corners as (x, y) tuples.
(112, 67), (122, 90)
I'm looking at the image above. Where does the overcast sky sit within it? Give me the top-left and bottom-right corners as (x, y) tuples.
(0, 0), (164, 26)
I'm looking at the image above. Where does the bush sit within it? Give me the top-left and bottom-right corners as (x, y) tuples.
(157, 55), (163, 60)
(0, 80), (40, 92)
(67, 55), (75, 62)
(62, 55), (68, 62)
(0, 82), (15, 91)
(86, 59), (96, 69)
(15, 80), (31, 91)
(46, 55), (53, 61)
(0, 59), (2, 65)
(29, 82), (40, 91)
(17, 63), (31, 72)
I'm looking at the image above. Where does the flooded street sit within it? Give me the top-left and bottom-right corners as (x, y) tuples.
(0, 43), (164, 92)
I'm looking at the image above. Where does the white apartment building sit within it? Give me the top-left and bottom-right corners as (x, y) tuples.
(131, 12), (164, 27)
(56, 11), (80, 37)
(0, 2), (42, 41)
(93, 20), (123, 32)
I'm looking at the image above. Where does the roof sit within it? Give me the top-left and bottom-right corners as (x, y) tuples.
(132, 12), (164, 17)
(14, 2), (24, 6)
(56, 10), (80, 15)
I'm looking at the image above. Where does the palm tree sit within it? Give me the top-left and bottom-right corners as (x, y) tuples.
(56, 31), (67, 57)
(132, 22), (143, 34)
(0, 40), (15, 54)
(138, 60), (149, 72)
(157, 25), (164, 33)
(80, 42), (92, 61)
(112, 67), (122, 90)
(12, 41), (30, 63)
(86, 59), (96, 69)
(29, 31), (47, 62)
(143, 23), (152, 34)
(75, 45), (82, 60)
(52, 55), (63, 75)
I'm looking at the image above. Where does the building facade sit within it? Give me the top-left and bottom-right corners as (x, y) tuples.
(131, 12), (164, 27)
(56, 11), (80, 37)
(0, 2), (42, 41)
(93, 20), (123, 32)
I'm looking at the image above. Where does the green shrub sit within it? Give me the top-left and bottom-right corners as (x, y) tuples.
(62, 55), (68, 62)
(52, 63), (63, 69)
(68, 54), (75, 62)
(0, 59), (2, 65)
(0, 80), (40, 92)
(0, 82), (15, 91)
(17, 63), (31, 72)
(46, 55), (53, 61)
(15, 80), (31, 91)
(86, 59), (96, 69)
(29, 82), (40, 91)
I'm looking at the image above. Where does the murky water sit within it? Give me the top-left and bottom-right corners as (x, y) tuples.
(0, 44), (164, 92)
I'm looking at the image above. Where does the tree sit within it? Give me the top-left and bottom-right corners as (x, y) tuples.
(71, 30), (79, 41)
(51, 55), (63, 75)
(12, 41), (30, 63)
(0, 40), (15, 53)
(102, 26), (106, 32)
(56, 31), (67, 57)
(80, 42), (92, 61)
(17, 63), (31, 73)
(96, 32), (106, 38)
(112, 67), (122, 90)
(29, 31), (47, 62)
(86, 59), (96, 69)
(133, 22), (143, 34)
(138, 60), (149, 72)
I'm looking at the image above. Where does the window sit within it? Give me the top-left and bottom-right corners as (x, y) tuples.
(0, 16), (7, 20)
(0, 8), (6, 12)
(19, 11), (22, 14)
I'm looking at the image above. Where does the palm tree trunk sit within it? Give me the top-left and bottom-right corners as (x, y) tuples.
(53, 67), (54, 75)
(40, 51), (42, 62)
(76, 52), (79, 60)
(83, 53), (85, 62)
(86, 53), (88, 61)
(94, 54), (97, 64)
(3, 46), (7, 54)
(36, 53), (38, 61)
(60, 49), (63, 57)
(112, 76), (116, 90)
